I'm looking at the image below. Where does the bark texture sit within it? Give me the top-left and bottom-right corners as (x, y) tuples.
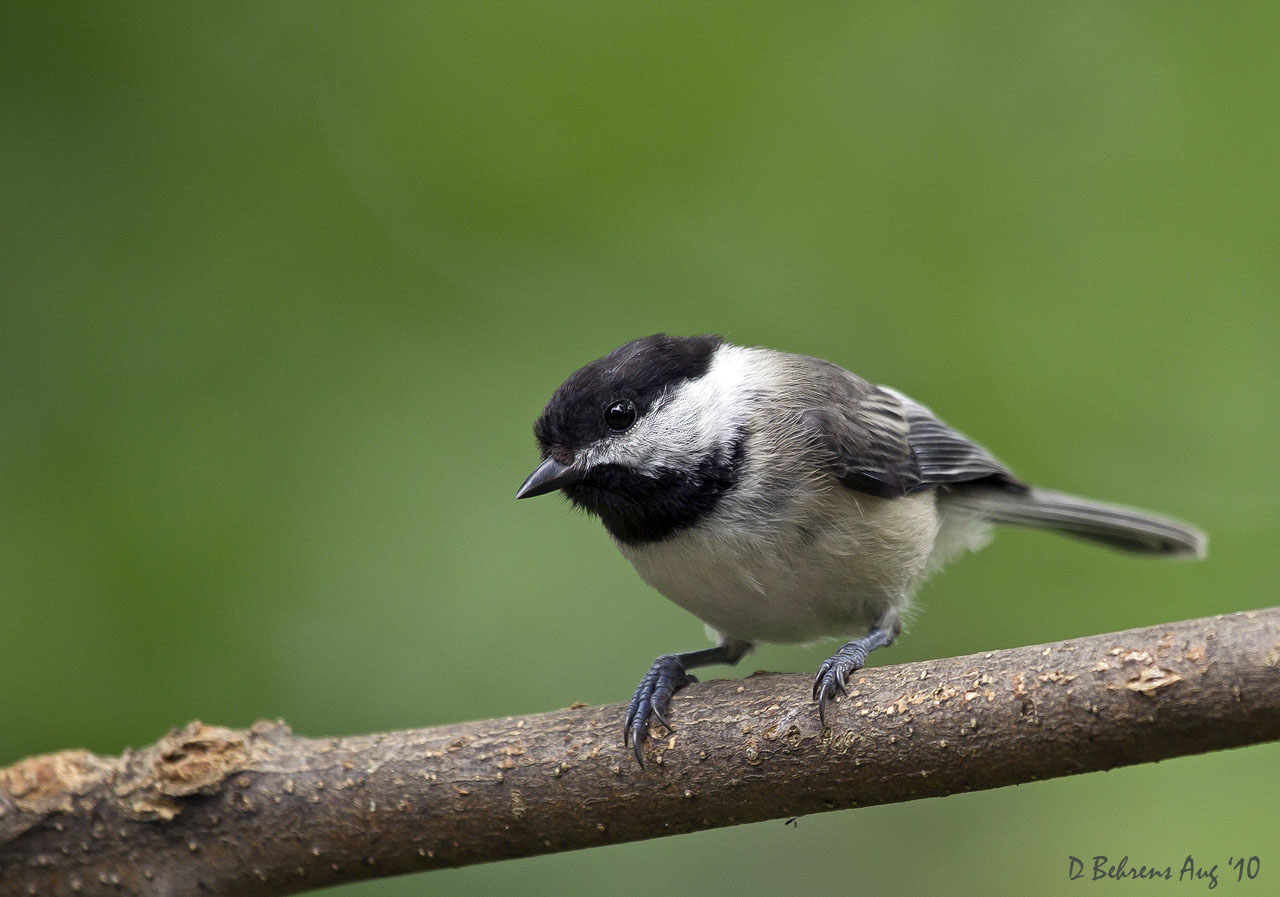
(2, 608), (1278, 896)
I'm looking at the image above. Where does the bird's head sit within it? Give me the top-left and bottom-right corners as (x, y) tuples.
(517, 333), (745, 543)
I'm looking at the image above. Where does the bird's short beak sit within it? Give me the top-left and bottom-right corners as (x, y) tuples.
(516, 456), (587, 499)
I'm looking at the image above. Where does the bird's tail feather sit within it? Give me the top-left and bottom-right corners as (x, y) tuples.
(946, 486), (1207, 559)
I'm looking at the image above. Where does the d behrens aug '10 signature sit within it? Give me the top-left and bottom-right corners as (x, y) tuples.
(1069, 855), (1262, 889)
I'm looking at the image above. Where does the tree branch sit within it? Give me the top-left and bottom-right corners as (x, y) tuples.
(3, 609), (1278, 896)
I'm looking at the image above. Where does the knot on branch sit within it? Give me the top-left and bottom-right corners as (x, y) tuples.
(0, 719), (295, 847)
(0, 749), (113, 842)
(114, 721), (251, 821)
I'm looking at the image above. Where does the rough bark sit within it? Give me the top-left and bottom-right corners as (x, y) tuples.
(2, 609), (1278, 896)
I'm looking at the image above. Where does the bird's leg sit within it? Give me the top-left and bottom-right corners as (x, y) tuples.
(813, 619), (900, 727)
(625, 638), (751, 767)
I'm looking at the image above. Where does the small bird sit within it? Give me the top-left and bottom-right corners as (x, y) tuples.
(516, 335), (1206, 765)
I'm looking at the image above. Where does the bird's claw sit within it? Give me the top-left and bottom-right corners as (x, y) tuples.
(812, 643), (870, 728)
(624, 654), (695, 767)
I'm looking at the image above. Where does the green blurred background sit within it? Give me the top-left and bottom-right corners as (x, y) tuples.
(3, 4), (1277, 894)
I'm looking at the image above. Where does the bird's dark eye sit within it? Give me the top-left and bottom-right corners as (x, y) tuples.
(605, 399), (637, 431)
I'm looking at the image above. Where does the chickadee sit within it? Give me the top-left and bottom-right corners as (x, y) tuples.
(517, 335), (1206, 766)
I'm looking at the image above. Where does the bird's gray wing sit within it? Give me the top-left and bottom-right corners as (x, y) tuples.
(886, 387), (1023, 490)
(801, 368), (1022, 498)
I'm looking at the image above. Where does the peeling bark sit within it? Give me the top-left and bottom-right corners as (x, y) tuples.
(2, 609), (1278, 896)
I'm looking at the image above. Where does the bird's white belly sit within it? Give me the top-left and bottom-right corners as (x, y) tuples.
(618, 489), (940, 644)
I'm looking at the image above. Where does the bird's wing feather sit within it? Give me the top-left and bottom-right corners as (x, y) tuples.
(800, 368), (1022, 498)
(885, 387), (1020, 488)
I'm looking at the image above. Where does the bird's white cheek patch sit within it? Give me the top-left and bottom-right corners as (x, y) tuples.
(584, 345), (762, 474)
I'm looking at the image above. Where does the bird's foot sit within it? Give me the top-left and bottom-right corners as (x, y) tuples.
(813, 628), (895, 728)
(624, 654), (696, 767)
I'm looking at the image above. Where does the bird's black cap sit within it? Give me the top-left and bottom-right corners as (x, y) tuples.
(533, 334), (722, 460)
